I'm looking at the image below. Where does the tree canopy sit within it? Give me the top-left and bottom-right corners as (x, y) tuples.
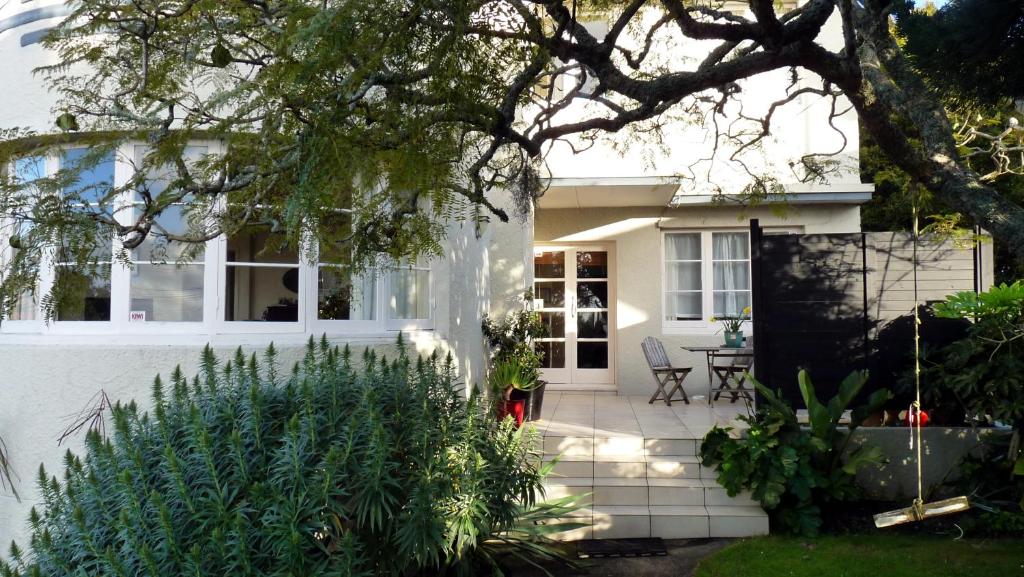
(3, 0), (1024, 315)
(860, 0), (1024, 281)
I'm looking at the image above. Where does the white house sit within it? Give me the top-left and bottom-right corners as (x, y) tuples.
(0, 0), (873, 542)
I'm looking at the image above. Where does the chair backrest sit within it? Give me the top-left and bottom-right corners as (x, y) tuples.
(641, 336), (671, 369)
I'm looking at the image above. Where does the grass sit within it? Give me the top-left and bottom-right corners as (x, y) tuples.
(694, 535), (1024, 577)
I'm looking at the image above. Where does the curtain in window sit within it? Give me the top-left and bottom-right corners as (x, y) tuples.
(665, 234), (701, 320)
(351, 275), (377, 320)
(712, 232), (750, 316)
(390, 268), (429, 319)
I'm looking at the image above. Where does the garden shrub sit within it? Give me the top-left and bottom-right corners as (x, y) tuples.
(701, 370), (890, 536)
(0, 337), (577, 577)
(927, 281), (1024, 431)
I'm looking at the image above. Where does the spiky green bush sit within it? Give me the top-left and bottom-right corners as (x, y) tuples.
(1, 337), (572, 577)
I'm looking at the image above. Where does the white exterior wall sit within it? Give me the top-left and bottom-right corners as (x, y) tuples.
(0, 211), (513, 546)
(0, 0), (68, 133)
(534, 204), (861, 397)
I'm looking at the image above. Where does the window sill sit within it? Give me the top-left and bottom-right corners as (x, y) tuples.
(0, 329), (440, 348)
(662, 321), (752, 336)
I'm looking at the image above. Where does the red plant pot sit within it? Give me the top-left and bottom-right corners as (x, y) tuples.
(498, 399), (526, 427)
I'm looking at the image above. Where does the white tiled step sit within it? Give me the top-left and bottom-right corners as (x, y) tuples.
(543, 436), (700, 457)
(543, 477), (759, 507)
(543, 454), (704, 479)
(541, 505), (769, 540)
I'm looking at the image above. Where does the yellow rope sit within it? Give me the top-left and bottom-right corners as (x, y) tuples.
(912, 189), (924, 516)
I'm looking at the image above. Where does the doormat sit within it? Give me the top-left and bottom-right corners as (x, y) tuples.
(577, 538), (668, 558)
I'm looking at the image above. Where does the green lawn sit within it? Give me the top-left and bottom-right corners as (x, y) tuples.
(695, 535), (1024, 577)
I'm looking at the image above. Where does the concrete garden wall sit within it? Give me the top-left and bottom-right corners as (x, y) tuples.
(847, 426), (1011, 501)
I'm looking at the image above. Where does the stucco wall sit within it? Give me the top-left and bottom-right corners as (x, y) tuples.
(534, 203), (862, 397)
(0, 195), (534, 546)
(0, 0), (67, 133)
(0, 337), (450, 545)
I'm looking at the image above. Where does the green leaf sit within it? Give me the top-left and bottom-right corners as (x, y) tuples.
(211, 43), (232, 67)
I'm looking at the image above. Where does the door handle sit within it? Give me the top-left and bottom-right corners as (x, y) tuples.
(570, 295), (576, 317)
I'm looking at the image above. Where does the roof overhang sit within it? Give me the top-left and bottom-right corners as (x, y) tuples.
(537, 177), (680, 209)
(537, 178), (874, 209)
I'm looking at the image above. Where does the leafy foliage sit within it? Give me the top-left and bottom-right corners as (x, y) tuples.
(0, 337), (579, 577)
(701, 370), (891, 536)
(926, 282), (1024, 429)
(481, 291), (546, 380)
(947, 433), (1024, 535)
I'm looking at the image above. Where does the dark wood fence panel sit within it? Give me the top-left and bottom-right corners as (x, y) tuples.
(751, 221), (990, 405)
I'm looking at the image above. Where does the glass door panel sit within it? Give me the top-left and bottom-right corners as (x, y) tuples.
(573, 250), (610, 380)
(534, 251), (569, 382)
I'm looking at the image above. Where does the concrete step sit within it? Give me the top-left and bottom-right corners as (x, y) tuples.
(543, 505), (769, 540)
(543, 454), (712, 479)
(538, 433), (768, 540)
(543, 435), (699, 457)
(543, 477), (759, 508)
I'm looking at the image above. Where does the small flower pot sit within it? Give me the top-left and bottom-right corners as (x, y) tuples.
(724, 330), (744, 347)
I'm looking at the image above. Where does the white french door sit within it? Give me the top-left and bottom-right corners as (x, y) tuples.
(533, 244), (615, 388)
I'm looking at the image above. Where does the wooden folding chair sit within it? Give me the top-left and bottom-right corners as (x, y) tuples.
(710, 337), (754, 406)
(641, 336), (691, 406)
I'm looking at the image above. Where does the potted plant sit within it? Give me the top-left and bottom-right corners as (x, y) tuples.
(488, 360), (540, 427)
(482, 290), (548, 422)
(711, 306), (751, 347)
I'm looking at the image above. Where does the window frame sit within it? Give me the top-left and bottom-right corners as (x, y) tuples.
(661, 228), (798, 335)
(1, 140), (436, 338)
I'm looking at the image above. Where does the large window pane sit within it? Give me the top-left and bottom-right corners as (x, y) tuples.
(577, 342), (608, 369)
(389, 268), (430, 320)
(61, 148), (115, 205)
(577, 311), (608, 338)
(539, 311), (565, 338)
(227, 226), (299, 264)
(14, 156), (45, 187)
(8, 291), (37, 321)
(714, 291), (751, 318)
(133, 146), (208, 202)
(577, 281), (607, 308)
(536, 341), (565, 369)
(666, 292), (701, 321)
(576, 251), (608, 278)
(130, 264), (204, 322)
(318, 267), (376, 321)
(534, 251), (565, 278)
(666, 233), (700, 260)
(666, 262), (701, 291)
(534, 281), (565, 308)
(712, 232), (749, 260)
(713, 261), (749, 291)
(225, 265), (299, 322)
(54, 267), (111, 321)
(134, 205), (205, 262)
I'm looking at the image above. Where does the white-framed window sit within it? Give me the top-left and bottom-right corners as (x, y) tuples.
(1, 141), (436, 338)
(662, 229), (752, 333)
(386, 262), (433, 331)
(128, 145), (209, 326)
(52, 147), (116, 324)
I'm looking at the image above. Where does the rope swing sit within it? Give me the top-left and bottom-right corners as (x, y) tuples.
(873, 188), (971, 528)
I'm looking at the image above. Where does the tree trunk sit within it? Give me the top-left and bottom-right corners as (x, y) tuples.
(840, 10), (1024, 265)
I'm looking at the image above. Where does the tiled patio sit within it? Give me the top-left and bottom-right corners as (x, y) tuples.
(532, 391), (751, 440)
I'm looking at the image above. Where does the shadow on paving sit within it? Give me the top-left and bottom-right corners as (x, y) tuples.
(506, 538), (734, 577)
